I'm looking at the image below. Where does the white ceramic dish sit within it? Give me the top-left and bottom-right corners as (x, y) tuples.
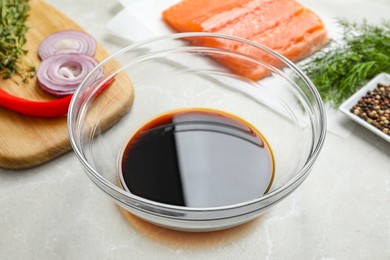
(339, 73), (390, 143)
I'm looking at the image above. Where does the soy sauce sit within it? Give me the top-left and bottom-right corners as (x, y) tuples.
(119, 108), (274, 208)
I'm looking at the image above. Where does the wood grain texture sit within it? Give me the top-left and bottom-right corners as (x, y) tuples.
(0, 0), (134, 169)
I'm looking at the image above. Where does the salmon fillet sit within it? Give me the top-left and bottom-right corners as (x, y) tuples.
(162, 0), (329, 80)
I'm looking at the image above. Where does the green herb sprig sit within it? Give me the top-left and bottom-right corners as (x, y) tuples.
(301, 19), (390, 107)
(0, 0), (35, 83)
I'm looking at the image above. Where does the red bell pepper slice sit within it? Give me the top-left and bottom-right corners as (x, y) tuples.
(0, 77), (115, 118)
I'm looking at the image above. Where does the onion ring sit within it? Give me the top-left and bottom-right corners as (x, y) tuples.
(37, 53), (102, 96)
(38, 30), (96, 60)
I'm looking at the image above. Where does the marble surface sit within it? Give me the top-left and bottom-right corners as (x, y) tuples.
(1, 0), (390, 259)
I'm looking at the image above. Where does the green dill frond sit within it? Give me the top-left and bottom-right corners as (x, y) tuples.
(301, 18), (390, 106)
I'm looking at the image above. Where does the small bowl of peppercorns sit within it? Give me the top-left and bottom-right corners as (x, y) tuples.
(339, 72), (390, 142)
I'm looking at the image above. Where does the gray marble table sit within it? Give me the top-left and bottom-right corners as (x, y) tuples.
(1, 0), (389, 259)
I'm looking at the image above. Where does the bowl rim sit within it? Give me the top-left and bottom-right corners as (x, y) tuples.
(68, 32), (327, 213)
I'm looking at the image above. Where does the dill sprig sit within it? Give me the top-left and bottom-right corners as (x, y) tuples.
(301, 19), (390, 107)
(0, 0), (35, 83)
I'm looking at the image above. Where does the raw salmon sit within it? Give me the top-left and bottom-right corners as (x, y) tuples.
(162, 0), (329, 80)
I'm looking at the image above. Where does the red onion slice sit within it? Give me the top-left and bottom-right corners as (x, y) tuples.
(38, 30), (97, 60)
(37, 53), (102, 96)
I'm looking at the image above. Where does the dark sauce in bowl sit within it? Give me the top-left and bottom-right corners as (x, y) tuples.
(119, 108), (274, 208)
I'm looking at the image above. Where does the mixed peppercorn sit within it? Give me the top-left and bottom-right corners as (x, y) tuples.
(351, 83), (390, 135)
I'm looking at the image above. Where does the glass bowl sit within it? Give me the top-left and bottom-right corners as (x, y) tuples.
(68, 33), (326, 231)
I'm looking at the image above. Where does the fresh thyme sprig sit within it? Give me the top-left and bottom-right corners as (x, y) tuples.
(301, 19), (390, 107)
(0, 0), (35, 83)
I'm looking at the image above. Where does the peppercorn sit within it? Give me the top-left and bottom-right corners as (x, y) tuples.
(350, 82), (390, 136)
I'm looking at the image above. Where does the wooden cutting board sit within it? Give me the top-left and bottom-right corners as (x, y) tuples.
(0, 0), (134, 169)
